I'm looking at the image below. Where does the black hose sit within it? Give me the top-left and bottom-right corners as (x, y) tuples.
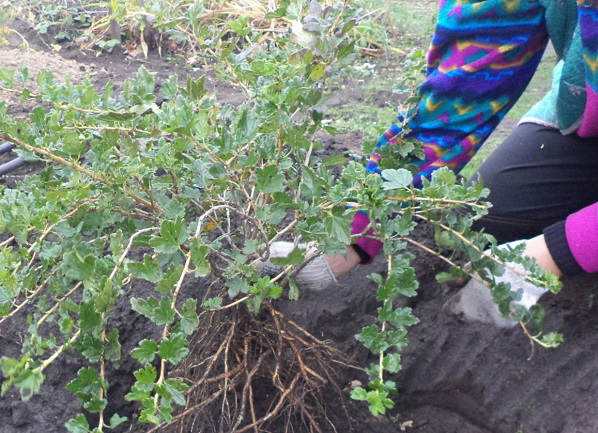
(0, 142), (16, 155)
(0, 157), (27, 176)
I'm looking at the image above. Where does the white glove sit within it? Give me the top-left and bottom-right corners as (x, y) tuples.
(254, 242), (337, 292)
(443, 240), (549, 328)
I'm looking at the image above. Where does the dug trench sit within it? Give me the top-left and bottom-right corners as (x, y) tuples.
(2, 30), (598, 433)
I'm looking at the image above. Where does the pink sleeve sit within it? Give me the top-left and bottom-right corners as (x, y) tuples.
(351, 213), (383, 264)
(565, 203), (598, 273)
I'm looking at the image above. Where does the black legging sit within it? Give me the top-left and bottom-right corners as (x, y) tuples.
(468, 123), (598, 244)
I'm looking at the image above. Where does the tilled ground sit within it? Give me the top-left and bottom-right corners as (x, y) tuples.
(1, 20), (597, 433)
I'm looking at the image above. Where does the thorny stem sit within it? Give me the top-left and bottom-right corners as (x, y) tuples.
(519, 321), (537, 361)
(36, 330), (81, 373)
(415, 214), (547, 287)
(155, 205), (236, 406)
(400, 237), (484, 285)
(36, 282), (83, 328)
(379, 255), (392, 383)
(97, 227), (159, 431)
(328, 0), (351, 36)
(0, 133), (155, 210)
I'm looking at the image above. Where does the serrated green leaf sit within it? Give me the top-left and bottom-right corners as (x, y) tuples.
(350, 386), (368, 401)
(64, 252), (96, 281)
(156, 265), (184, 293)
(105, 328), (121, 361)
(131, 296), (174, 325)
(202, 297), (223, 309)
(65, 414), (90, 433)
(79, 302), (102, 337)
(132, 339), (158, 364)
(190, 238), (211, 277)
(180, 299), (199, 335)
(288, 279), (300, 301)
(158, 333), (189, 365)
(226, 277), (249, 298)
(134, 365), (157, 385)
(322, 154), (347, 166)
(382, 353), (402, 373)
(254, 165), (284, 194)
(149, 218), (188, 254)
(381, 169), (412, 190)
(270, 247), (305, 266)
(129, 255), (162, 283)
(108, 413), (127, 429)
(323, 213), (351, 245)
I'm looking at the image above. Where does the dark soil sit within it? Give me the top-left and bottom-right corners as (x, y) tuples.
(2, 22), (598, 433)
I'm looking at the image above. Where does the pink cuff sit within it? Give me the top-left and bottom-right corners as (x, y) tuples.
(565, 203), (598, 273)
(351, 212), (383, 264)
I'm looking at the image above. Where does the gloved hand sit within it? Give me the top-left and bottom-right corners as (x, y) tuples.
(254, 242), (337, 292)
(443, 240), (549, 328)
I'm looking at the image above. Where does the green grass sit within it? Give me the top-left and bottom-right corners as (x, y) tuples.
(327, 64), (400, 146)
(327, 1), (437, 146)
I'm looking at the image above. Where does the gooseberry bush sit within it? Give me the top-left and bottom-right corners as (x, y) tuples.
(0, 0), (562, 430)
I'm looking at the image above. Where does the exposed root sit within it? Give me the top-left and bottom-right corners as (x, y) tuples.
(152, 303), (352, 433)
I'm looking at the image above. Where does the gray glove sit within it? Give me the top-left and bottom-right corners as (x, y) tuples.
(443, 240), (549, 328)
(254, 242), (337, 292)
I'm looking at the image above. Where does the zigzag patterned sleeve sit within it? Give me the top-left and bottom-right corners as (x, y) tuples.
(576, 2), (598, 137)
(366, 0), (549, 187)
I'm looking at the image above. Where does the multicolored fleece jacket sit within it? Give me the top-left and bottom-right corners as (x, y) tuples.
(352, 0), (598, 275)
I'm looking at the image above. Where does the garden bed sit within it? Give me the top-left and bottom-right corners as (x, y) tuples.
(2, 14), (598, 433)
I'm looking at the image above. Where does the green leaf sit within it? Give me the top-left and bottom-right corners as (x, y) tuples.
(129, 255), (162, 283)
(190, 238), (211, 277)
(156, 265), (184, 293)
(350, 386), (368, 401)
(65, 414), (90, 433)
(131, 296), (174, 325)
(324, 212), (351, 245)
(66, 368), (107, 413)
(288, 279), (300, 301)
(13, 368), (44, 401)
(541, 332), (564, 348)
(378, 303), (419, 328)
(149, 218), (188, 254)
(160, 75), (179, 100)
(226, 277), (249, 298)
(134, 365), (157, 385)
(0, 287), (13, 306)
(382, 353), (402, 373)
(108, 414), (128, 429)
(158, 333), (189, 365)
(234, 105), (258, 143)
(180, 299), (199, 335)
(105, 328), (121, 361)
(185, 76), (206, 100)
(80, 302), (102, 337)
(64, 252), (96, 281)
(381, 169), (412, 190)
(61, 130), (86, 157)
(355, 325), (388, 354)
(270, 247), (305, 266)
(0, 68), (15, 86)
(322, 154), (347, 166)
(132, 339), (158, 364)
(254, 166), (284, 194)
(124, 384), (152, 402)
(309, 63), (326, 81)
(202, 297), (223, 309)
